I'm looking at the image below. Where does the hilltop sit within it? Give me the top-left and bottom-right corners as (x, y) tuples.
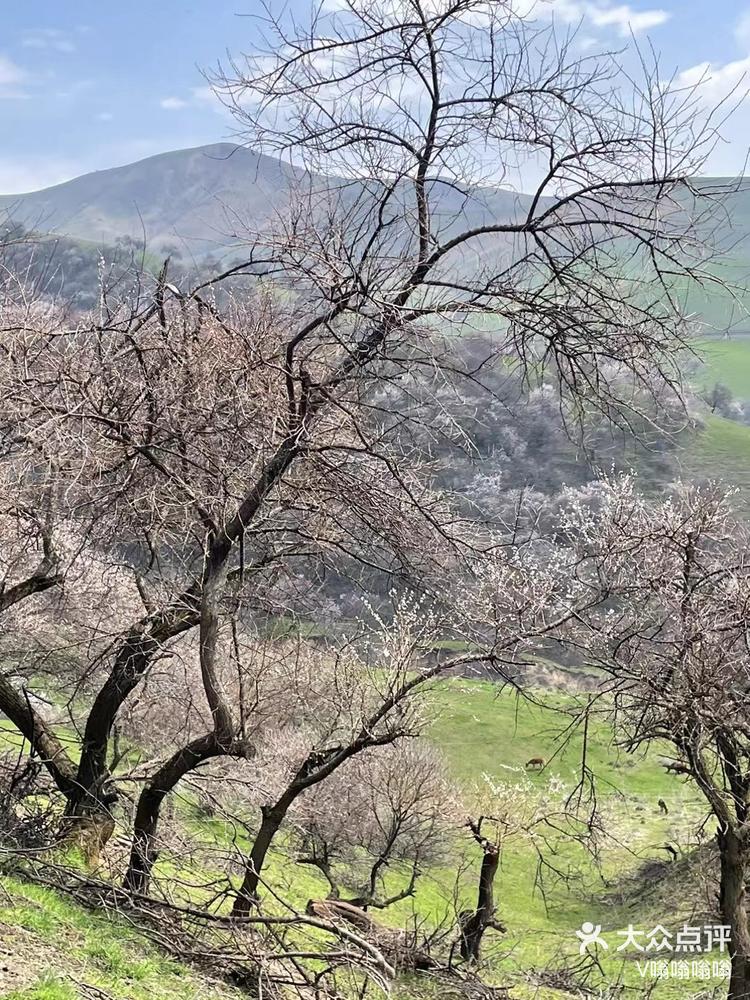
(0, 142), (541, 261)
(0, 144), (303, 256)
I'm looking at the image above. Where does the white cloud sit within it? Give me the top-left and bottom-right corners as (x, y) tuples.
(672, 48), (750, 178)
(22, 28), (76, 53)
(678, 7), (750, 109)
(676, 56), (750, 104)
(160, 96), (189, 110)
(192, 86), (217, 103)
(0, 55), (25, 88)
(588, 3), (668, 34)
(537, 0), (669, 36)
(324, 0), (668, 35)
(159, 88), (223, 114)
(0, 55), (28, 99)
(736, 9), (750, 48)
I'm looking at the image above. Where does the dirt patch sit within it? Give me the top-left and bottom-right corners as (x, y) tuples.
(0, 917), (65, 994)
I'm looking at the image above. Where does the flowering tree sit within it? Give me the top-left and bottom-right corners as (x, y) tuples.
(561, 477), (750, 999)
(0, 0), (743, 966)
(292, 740), (457, 908)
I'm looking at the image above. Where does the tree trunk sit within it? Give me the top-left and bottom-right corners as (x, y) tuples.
(460, 845), (502, 963)
(73, 616), (196, 819)
(73, 438), (302, 824)
(719, 827), (750, 999)
(0, 672), (76, 796)
(123, 733), (222, 894)
(232, 804), (287, 916)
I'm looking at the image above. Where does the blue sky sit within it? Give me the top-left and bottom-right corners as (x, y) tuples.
(2, 0), (750, 193)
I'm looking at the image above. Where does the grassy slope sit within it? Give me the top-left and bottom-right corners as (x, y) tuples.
(8, 329), (750, 996)
(696, 338), (750, 397)
(0, 876), (244, 1000)
(135, 679), (714, 999)
(425, 681), (714, 998)
(0, 679), (723, 999)
(684, 337), (750, 502)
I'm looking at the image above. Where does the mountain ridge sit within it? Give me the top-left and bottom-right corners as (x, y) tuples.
(0, 143), (306, 255)
(0, 142), (549, 259)
(0, 144), (747, 335)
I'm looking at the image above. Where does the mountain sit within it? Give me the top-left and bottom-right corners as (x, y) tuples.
(0, 142), (535, 260)
(1, 144), (748, 332)
(0, 143), (305, 256)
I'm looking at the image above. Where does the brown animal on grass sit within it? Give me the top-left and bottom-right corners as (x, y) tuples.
(658, 798), (668, 815)
(59, 814), (115, 868)
(663, 761), (691, 776)
(306, 899), (435, 970)
(525, 757), (545, 771)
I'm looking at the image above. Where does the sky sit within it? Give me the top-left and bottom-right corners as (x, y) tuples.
(2, 0), (750, 194)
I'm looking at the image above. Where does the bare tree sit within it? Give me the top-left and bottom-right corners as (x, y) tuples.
(293, 742), (456, 909)
(0, 0), (743, 948)
(457, 770), (571, 963)
(1, 0), (735, 803)
(214, 0), (741, 426)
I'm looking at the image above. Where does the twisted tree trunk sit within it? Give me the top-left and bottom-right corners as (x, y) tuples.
(124, 556), (248, 895)
(232, 802), (289, 915)
(123, 733), (223, 893)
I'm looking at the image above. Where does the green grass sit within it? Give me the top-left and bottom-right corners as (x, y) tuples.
(672, 257), (750, 333)
(0, 677), (726, 998)
(4, 976), (79, 1000)
(0, 876), (242, 999)
(158, 678), (719, 997)
(421, 679), (719, 997)
(259, 613), (327, 640)
(695, 337), (750, 398)
(680, 336), (750, 507)
(684, 412), (750, 497)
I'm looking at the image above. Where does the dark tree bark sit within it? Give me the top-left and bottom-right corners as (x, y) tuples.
(124, 560), (253, 895)
(123, 732), (224, 893)
(460, 819), (506, 963)
(0, 570), (61, 613)
(0, 547), (74, 795)
(232, 802), (289, 914)
(232, 652), (499, 916)
(718, 826), (750, 999)
(0, 672), (76, 797)
(681, 735), (750, 999)
(71, 599), (201, 817)
(72, 433), (303, 818)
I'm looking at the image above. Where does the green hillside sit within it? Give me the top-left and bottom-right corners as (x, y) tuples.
(677, 337), (750, 504)
(2, 678), (719, 1000)
(426, 681), (714, 998)
(0, 143), (540, 259)
(696, 337), (750, 397)
(0, 875), (249, 1000)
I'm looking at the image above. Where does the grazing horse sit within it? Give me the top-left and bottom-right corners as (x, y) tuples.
(525, 757), (545, 771)
(658, 798), (668, 815)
